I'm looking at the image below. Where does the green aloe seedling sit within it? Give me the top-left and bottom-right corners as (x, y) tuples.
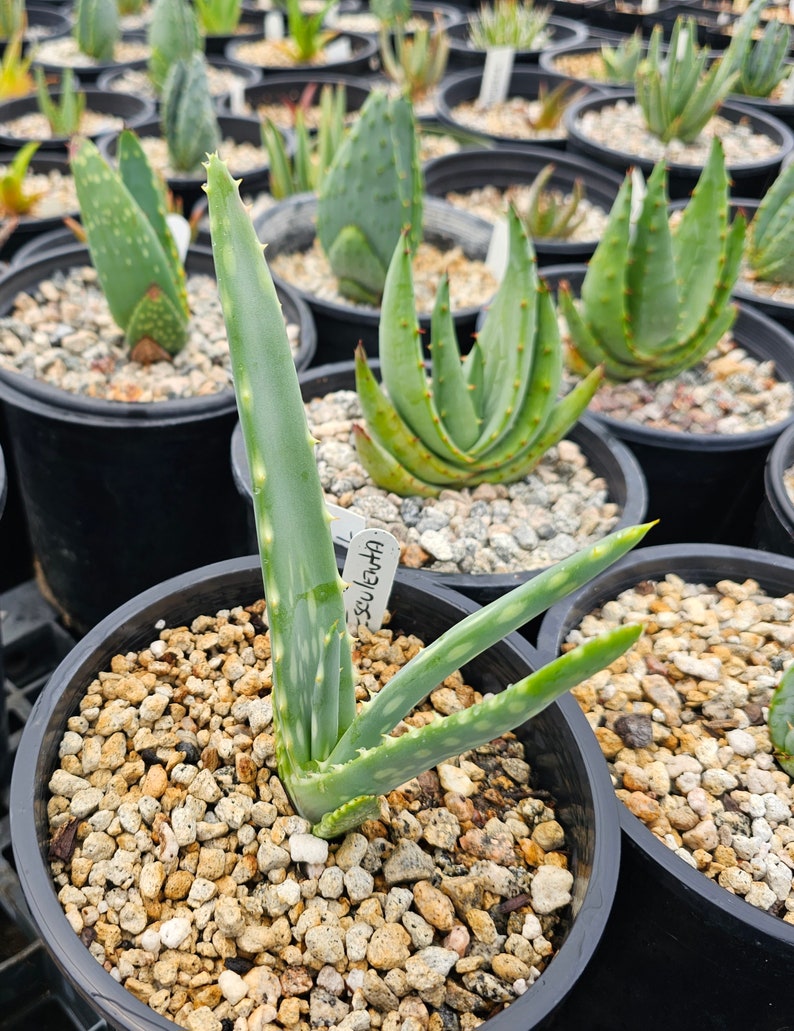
(160, 52), (221, 174)
(521, 162), (586, 240)
(769, 663), (794, 776)
(73, 0), (120, 61)
(317, 88), (422, 305)
(634, 17), (739, 143)
(0, 141), (43, 216)
(354, 206), (602, 496)
(35, 68), (86, 136)
(263, 83), (348, 199)
(468, 0), (551, 50)
(0, 32), (33, 99)
(379, 15), (450, 102)
(195, 0), (242, 36)
(559, 137), (745, 382)
(600, 29), (644, 83)
(725, 0), (792, 99)
(0, 0), (24, 39)
(281, 0), (337, 63)
(746, 161), (794, 284)
(70, 130), (189, 362)
(147, 0), (202, 95)
(205, 150), (653, 838)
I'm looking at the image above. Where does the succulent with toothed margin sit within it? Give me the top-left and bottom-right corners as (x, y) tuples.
(316, 88), (422, 306)
(378, 14), (450, 102)
(70, 130), (189, 364)
(600, 30), (644, 83)
(35, 68), (86, 137)
(0, 141), (44, 216)
(0, 32), (33, 100)
(73, 0), (119, 61)
(147, 0), (202, 95)
(719, 0), (792, 100)
(195, 0), (241, 37)
(521, 162), (586, 240)
(0, 0), (24, 40)
(558, 137), (745, 383)
(769, 663), (794, 777)
(746, 161), (794, 285)
(205, 150), (654, 838)
(160, 52), (221, 174)
(354, 205), (602, 497)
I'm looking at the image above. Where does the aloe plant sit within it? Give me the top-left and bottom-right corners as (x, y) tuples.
(73, 0), (120, 61)
(70, 131), (189, 362)
(559, 137), (745, 382)
(725, 0), (792, 98)
(147, 0), (202, 94)
(263, 83), (348, 199)
(769, 663), (794, 776)
(281, 0), (337, 63)
(600, 29), (644, 83)
(0, 141), (43, 216)
(354, 206), (602, 496)
(521, 163), (586, 240)
(468, 0), (551, 50)
(746, 161), (794, 284)
(316, 88), (422, 305)
(379, 15), (450, 101)
(205, 150), (652, 837)
(195, 0), (241, 35)
(634, 17), (739, 143)
(0, 31), (33, 99)
(160, 52), (221, 173)
(35, 68), (86, 136)
(0, 0), (24, 39)
(528, 80), (583, 130)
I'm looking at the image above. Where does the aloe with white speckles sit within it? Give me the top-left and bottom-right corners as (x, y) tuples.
(160, 52), (221, 174)
(205, 151), (653, 838)
(354, 205), (602, 497)
(71, 130), (189, 362)
(559, 137), (744, 382)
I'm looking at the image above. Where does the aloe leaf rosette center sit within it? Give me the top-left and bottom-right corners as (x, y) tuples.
(205, 153), (654, 837)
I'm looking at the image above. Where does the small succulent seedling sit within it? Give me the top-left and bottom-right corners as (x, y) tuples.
(263, 83), (348, 199)
(73, 0), (120, 61)
(0, 141), (43, 216)
(147, 0), (202, 95)
(746, 161), (794, 284)
(205, 151), (653, 837)
(527, 80), (583, 131)
(195, 0), (242, 36)
(280, 0), (337, 63)
(725, 0), (792, 98)
(600, 30), (645, 82)
(521, 163), (586, 240)
(634, 17), (739, 143)
(118, 0), (147, 15)
(769, 663), (794, 776)
(0, 31), (33, 99)
(0, 0), (24, 39)
(468, 0), (551, 50)
(70, 131), (190, 363)
(379, 14), (450, 101)
(316, 89), (423, 305)
(160, 52), (221, 173)
(35, 68), (86, 137)
(559, 137), (745, 382)
(354, 206), (602, 496)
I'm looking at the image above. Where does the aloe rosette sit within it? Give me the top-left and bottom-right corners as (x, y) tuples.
(71, 131), (189, 362)
(73, 0), (119, 61)
(316, 89), (422, 305)
(206, 152), (654, 837)
(160, 52), (221, 174)
(147, 0), (201, 94)
(355, 205), (602, 497)
(559, 137), (745, 382)
(746, 161), (794, 285)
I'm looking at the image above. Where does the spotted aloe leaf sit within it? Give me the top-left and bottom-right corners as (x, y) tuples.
(205, 152), (653, 835)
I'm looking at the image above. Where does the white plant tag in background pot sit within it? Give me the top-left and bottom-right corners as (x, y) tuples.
(166, 214), (192, 264)
(327, 502), (366, 546)
(265, 10), (284, 38)
(324, 35), (353, 61)
(478, 46), (515, 107)
(342, 527), (400, 631)
(486, 216), (509, 281)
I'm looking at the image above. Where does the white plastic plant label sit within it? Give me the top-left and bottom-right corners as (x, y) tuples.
(641, 0), (658, 12)
(327, 502), (366, 546)
(781, 70), (794, 105)
(478, 46), (514, 107)
(485, 216), (509, 280)
(342, 527), (400, 631)
(166, 213), (191, 264)
(324, 36), (352, 62)
(227, 78), (247, 116)
(264, 10), (284, 38)
(325, 3), (340, 27)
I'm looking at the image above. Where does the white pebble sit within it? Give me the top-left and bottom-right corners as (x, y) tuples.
(218, 969), (249, 1005)
(530, 865), (573, 914)
(437, 763), (475, 797)
(726, 728), (757, 757)
(289, 833), (329, 865)
(159, 917), (192, 949)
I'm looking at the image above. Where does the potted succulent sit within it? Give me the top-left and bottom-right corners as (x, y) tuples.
(7, 146), (655, 1031)
(0, 140), (78, 262)
(0, 131), (314, 636)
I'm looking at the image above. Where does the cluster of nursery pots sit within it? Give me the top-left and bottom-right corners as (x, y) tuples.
(3, 0), (794, 1029)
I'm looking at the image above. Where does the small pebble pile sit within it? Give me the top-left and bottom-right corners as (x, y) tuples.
(564, 573), (794, 920)
(306, 389), (621, 575)
(48, 600), (576, 1031)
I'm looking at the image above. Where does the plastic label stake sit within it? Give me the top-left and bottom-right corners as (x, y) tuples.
(264, 10), (284, 39)
(478, 46), (515, 107)
(485, 216), (509, 280)
(228, 78), (246, 115)
(327, 502), (367, 546)
(324, 36), (352, 61)
(342, 528), (400, 631)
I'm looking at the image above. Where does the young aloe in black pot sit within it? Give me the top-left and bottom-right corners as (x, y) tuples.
(205, 152), (652, 838)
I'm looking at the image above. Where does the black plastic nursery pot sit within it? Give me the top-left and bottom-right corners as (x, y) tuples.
(0, 3), (72, 53)
(95, 55), (263, 111)
(436, 67), (600, 150)
(535, 542), (794, 1031)
(445, 14), (589, 71)
(0, 151), (78, 266)
(201, 7), (272, 54)
(9, 553), (622, 1031)
(537, 39), (635, 89)
(543, 264), (794, 548)
(253, 193), (495, 363)
(752, 418), (794, 558)
(219, 69), (373, 120)
(563, 89), (794, 199)
(29, 32), (152, 83)
(0, 86), (156, 152)
(224, 29), (378, 77)
(231, 359), (649, 609)
(0, 245), (316, 638)
(422, 144), (624, 265)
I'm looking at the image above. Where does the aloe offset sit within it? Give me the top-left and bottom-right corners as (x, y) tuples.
(71, 131), (189, 362)
(73, 0), (119, 61)
(147, 0), (201, 94)
(160, 52), (221, 173)
(379, 14), (450, 101)
(195, 0), (241, 36)
(521, 163), (586, 240)
(206, 152), (653, 837)
(722, 0), (792, 99)
(559, 138), (745, 382)
(746, 161), (794, 284)
(355, 206), (602, 496)
(35, 68), (86, 136)
(316, 89), (422, 305)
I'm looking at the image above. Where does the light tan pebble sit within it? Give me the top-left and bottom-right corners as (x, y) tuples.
(316, 966), (346, 995)
(442, 924), (470, 958)
(417, 808), (460, 849)
(718, 866), (753, 894)
(215, 897), (246, 938)
(160, 916), (192, 949)
(382, 840), (436, 885)
(190, 769), (223, 804)
(366, 923), (412, 970)
(344, 866), (375, 903)
(670, 652), (723, 681)
(701, 769), (740, 794)
(247, 1004), (278, 1031)
(411, 880), (456, 931)
(196, 847), (226, 881)
(81, 830), (116, 861)
(668, 805), (700, 831)
(335, 833), (369, 871)
(185, 1005), (223, 1031)
(682, 820), (719, 851)
(620, 764), (649, 792)
(641, 676), (684, 725)
(289, 833), (329, 865)
(257, 840), (291, 873)
(362, 969), (400, 1011)
(620, 791), (662, 824)
(336, 1012), (372, 1031)
(141, 765), (169, 798)
(219, 969), (249, 1005)
(119, 902), (148, 935)
(244, 967), (282, 1006)
(70, 787), (105, 819)
(49, 769), (91, 798)
(465, 909), (498, 944)
(187, 877), (218, 905)
(383, 887), (413, 924)
(686, 788), (713, 818)
(402, 911), (435, 949)
(216, 794), (253, 830)
(645, 760), (672, 796)
(530, 820), (565, 852)
(319, 867), (345, 899)
(139, 694), (169, 722)
(594, 726), (624, 759)
(437, 763), (476, 797)
(491, 953), (532, 982)
(277, 997), (302, 1027)
(530, 865), (574, 915)
(305, 925), (347, 965)
(745, 881), (778, 910)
